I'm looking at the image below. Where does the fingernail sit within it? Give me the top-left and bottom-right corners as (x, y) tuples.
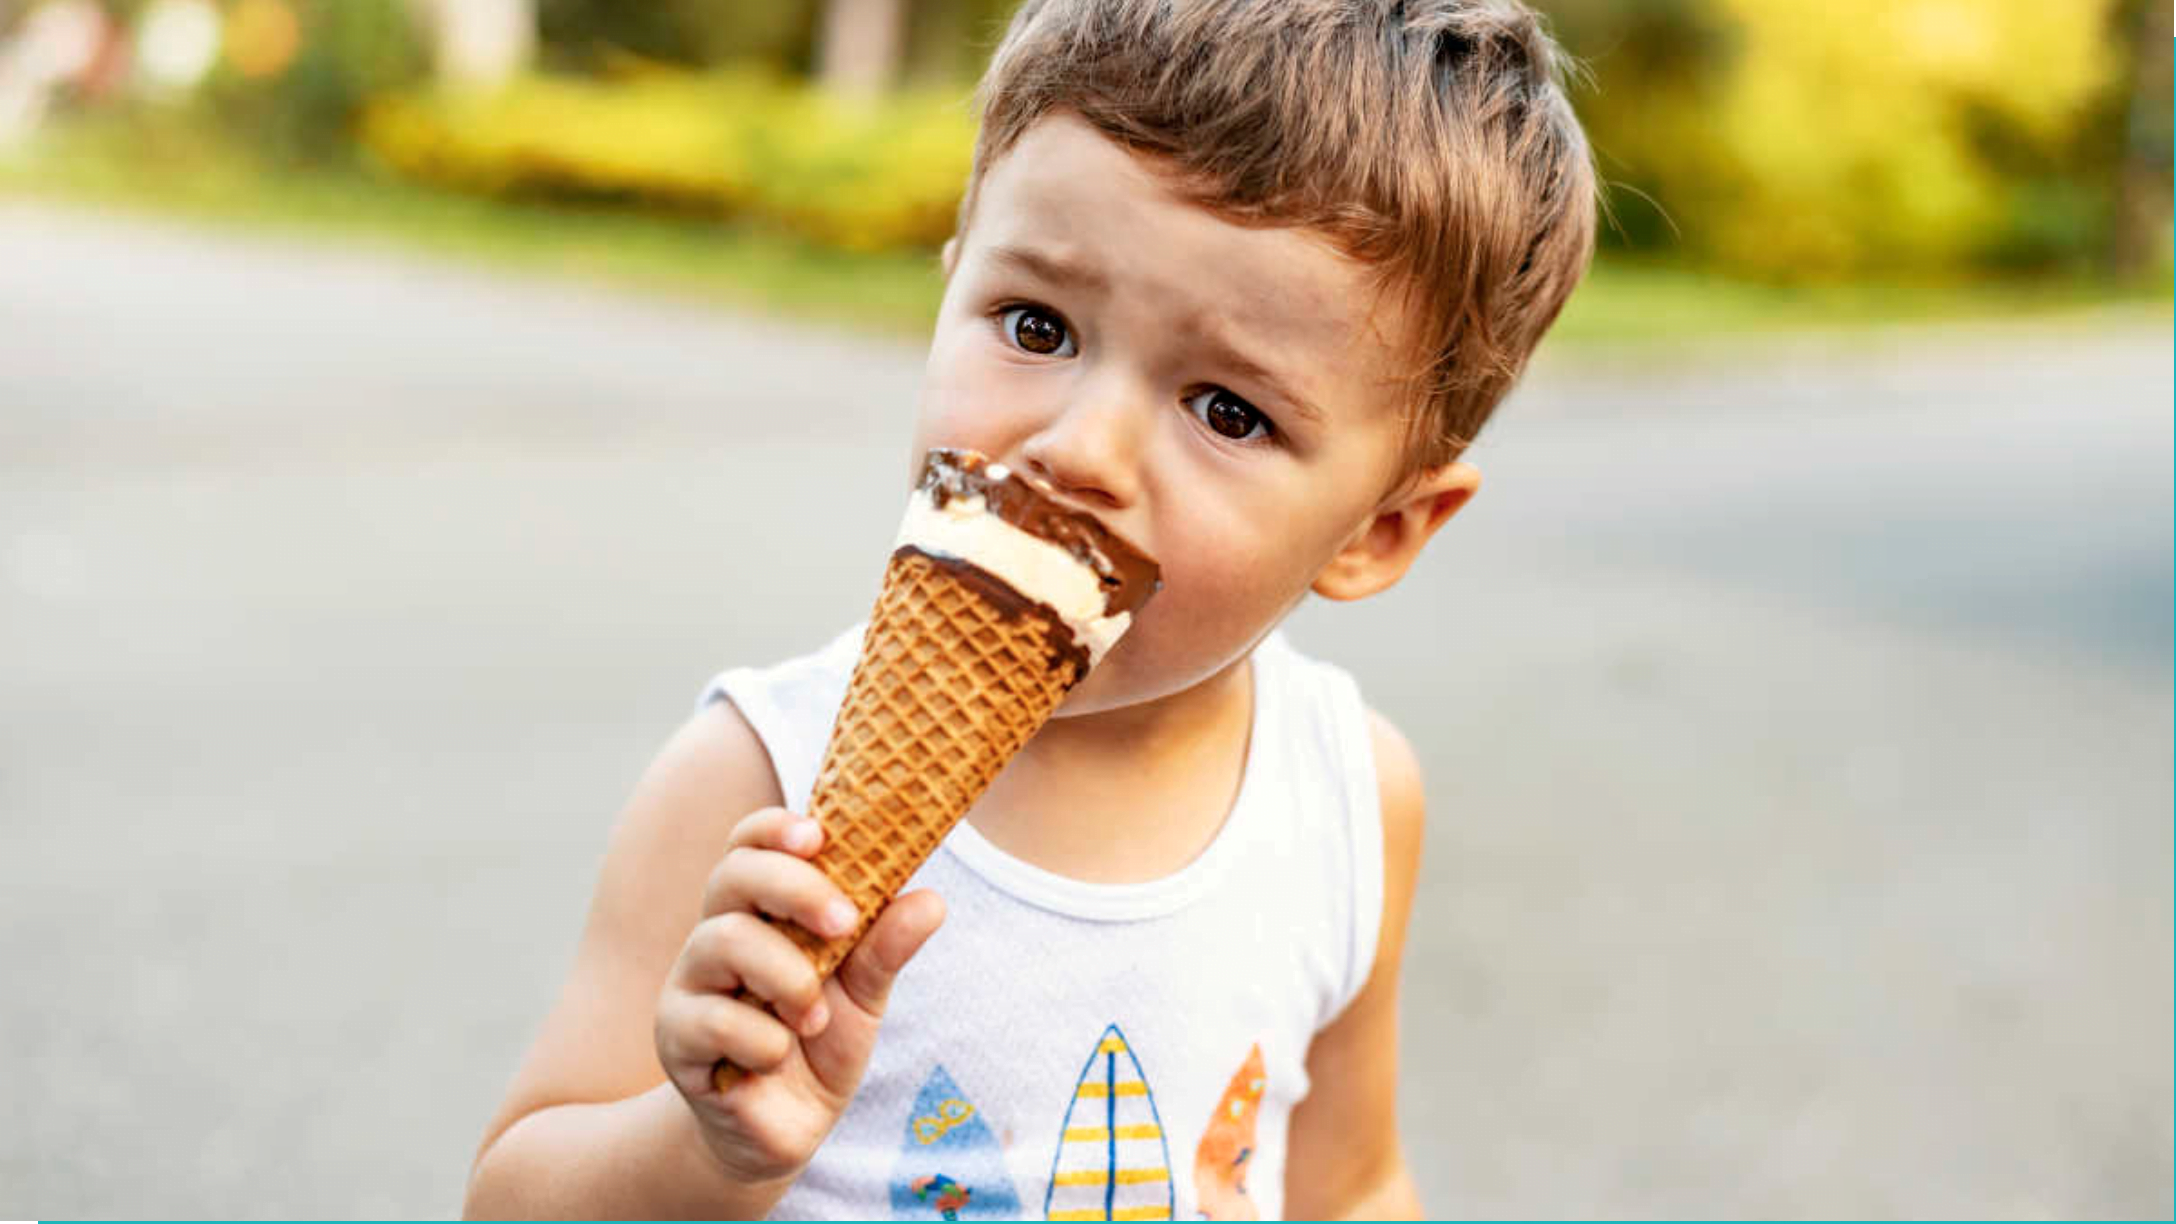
(823, 899), (858, 937)
(787, 820), (820, 853)
(802, 1000), (830, 1036)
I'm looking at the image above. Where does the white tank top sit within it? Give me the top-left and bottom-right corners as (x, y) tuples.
(696, 625), (1384, 1221)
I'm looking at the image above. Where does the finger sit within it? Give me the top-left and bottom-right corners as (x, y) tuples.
(655, 987), (797, 1092)
(723, 807), (824, 858)
(700, 848), (859, 940)
(801, 890), (946, 1098)
(675, 912), (828, 1032)
(834, 889), (946, 1023)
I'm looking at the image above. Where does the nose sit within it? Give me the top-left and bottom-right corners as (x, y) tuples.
(1016, 376), (1145, 511)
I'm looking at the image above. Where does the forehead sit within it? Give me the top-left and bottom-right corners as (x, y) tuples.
(965, 113), (1413, 411)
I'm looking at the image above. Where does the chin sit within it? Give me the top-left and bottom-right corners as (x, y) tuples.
(1050, 645), (1130, 717)
(1051, 625), (1247, 718)
(1047, 634), (1153, 716)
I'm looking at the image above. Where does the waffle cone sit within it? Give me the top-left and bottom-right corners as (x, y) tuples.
(792, 545), (1083, 968)
(711, 547), (1083, 1092)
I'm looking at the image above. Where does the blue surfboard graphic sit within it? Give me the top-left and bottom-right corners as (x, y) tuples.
(889, 1064), (1022, 1220)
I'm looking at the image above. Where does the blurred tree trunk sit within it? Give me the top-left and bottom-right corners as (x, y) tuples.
(816, 0), (906, 98)
(902, 0), (966, 86)
(415, 0), (535, 90)
(2107, 0), (2171, 275)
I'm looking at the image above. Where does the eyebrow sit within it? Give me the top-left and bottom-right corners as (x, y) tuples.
(1184, 322), (1327, 427)
(985, 243), (1326, 427)
(987, 244), (1112, 294)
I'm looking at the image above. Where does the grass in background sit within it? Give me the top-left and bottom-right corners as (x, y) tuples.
(0, 113), (947, 334)
(1551, 257), (2167, 349)
(2, 112), (2166, 343)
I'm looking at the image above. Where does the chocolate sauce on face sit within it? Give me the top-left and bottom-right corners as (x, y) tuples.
(894, 545), (1093, 681)
(917, 447), (1162, 619)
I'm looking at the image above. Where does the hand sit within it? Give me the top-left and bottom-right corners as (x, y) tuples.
(654, 806), (947, 1186)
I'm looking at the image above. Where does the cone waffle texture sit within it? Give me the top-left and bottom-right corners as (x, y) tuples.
(711, 548), (1084, 1091)
(789, 547), (1082, 974)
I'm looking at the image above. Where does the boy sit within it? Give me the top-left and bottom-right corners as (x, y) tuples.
(463, 0), (1594, 1217)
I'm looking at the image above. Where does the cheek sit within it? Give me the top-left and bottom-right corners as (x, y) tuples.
(1064, 528), (1303, 713)
(1120, 498), (1320, 664)
(912, 324), (1044, 466)
(1162, 468), (1347, 595)
(1156, 527), (1299, 637)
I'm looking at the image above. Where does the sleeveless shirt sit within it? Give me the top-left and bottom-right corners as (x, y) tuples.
(694, 624), (1384, 1221)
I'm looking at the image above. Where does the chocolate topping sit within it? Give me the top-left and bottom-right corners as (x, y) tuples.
(916, 447), (1162, 619)
(893, 545), (1093, 681)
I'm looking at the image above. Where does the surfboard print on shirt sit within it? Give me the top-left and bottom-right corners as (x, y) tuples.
(889, 1064), (1023, 1220)
(1043, 1023), (1175, 1221)
(1191, 1042), (1266, 1220)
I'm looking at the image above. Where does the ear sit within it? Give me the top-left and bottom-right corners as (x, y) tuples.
(1311, 460), (1482, 601)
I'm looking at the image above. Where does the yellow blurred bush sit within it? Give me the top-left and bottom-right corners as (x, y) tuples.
(1572, 0), (2139, 278)
(359, 67), (975, 252)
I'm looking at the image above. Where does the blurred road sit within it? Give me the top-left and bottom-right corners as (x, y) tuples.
(1, 201), (2169, 1219)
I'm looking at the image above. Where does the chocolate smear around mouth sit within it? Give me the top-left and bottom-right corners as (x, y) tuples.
(918, 447), (1161, 619)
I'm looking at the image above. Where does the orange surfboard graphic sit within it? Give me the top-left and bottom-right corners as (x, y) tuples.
(1192, 1043), (1265, 1220)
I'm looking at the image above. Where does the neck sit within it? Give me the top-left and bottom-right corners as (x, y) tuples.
(963, 646), (1259, 883)
(1031, 650), (1253, 769)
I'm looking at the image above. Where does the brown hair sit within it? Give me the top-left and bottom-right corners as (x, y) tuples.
(957, 0), (1598, 484)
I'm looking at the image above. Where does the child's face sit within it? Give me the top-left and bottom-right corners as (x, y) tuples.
(914, 111), (1475, 715)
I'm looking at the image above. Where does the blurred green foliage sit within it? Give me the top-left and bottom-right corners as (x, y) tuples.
(1545, 0), (2168, 279)
(535, 0), (817, 74)
(531, 0), (1020, 84)
(358, 66), (974, 251)
(201, 0), (428, 165)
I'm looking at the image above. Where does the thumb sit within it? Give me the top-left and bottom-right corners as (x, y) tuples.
(801, 888), (946, 1097)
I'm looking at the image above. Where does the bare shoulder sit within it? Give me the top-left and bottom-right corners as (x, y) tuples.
(587, 700), (787, 956)
(472, 698), (785, 1162)
(1367, 705), (1426, 893)
(1282, 707), (1429, 1214)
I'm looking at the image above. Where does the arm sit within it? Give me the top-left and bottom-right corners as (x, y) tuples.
(463, 700), (789, 1219)
(466, 1082), (791, 1218)
(1282, 708), (1428, 1220)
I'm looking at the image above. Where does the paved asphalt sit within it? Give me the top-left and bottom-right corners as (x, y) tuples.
(1, 201), (2169, 1218)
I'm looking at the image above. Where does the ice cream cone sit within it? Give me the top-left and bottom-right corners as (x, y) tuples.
(711, 448), (1158, 1093)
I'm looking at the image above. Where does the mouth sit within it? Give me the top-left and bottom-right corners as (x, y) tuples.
(992, 459), (1154, 560)
(913, 446), (1162, 620)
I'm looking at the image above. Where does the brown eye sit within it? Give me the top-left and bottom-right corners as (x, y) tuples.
(1187, 389), (1270, 442)
(1001, 306), (1073, 357)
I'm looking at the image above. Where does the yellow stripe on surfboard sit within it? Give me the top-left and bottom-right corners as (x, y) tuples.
(1061, 1123), (1162, 1142)
(1051, 1167), (1171, 1187)
(1060, 1123), (1164, 1142)
(1097, 1033), (1128, 1055)
(1048, 1209), (1172, 1222)
(1075, 1080), (1150, 1099)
